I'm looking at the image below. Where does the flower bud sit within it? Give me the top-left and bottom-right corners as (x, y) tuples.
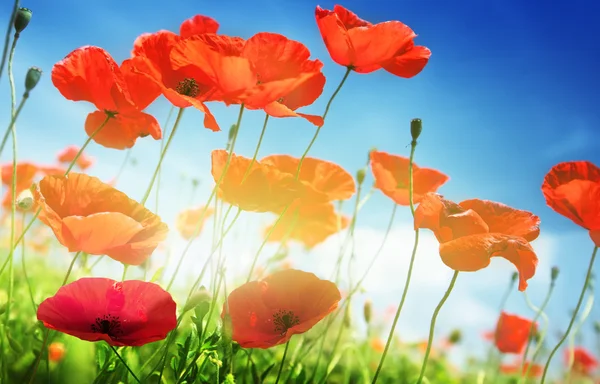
(448, 329), (462, 345)
(228, 124), (238, 142)
(510, 271), (518, 283)
(551, 266), (559, 282)
(14, 8), (32, 34)
(183, 286), (212, 314)
(25, 66), (42, 92)
(16, 189), (34, 211)
(363, 299), (372, 325)
(410, 118), (422, 141)
(356, 168), (366, 185)
(594, 321), (600, 334)
(191, 178), (200, 188)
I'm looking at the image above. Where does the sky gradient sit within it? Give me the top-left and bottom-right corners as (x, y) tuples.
(2, 0), (600, 375)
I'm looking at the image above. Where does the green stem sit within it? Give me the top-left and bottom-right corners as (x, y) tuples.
(274, 341), (290, 384)
(0, 0), (18, 84)
(518, 281), (555, 383)
(155, 105), (175, 213)
(372, 138), (419, 384)
(65, 116), (110, 174)
(416, 270), (460, 383)
(245, 203), (292, 283)
(20, 212), (36, 314)
(121, 264), (129, 281)
(241, 113), (269, 183)
(112, 148), (132, 186)
(141, 108), (184, 205)
(109, 345), (141, 383)
(565, 284), (594, 382)
(540, 246), (598, 383)
(295, 67), (351, 179)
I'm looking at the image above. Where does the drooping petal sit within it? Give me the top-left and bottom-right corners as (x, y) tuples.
(439, 233), (538, 291)
(263, 102), (324, 126)
(382, 43), (432, 78)
(84, 111), (161, 150)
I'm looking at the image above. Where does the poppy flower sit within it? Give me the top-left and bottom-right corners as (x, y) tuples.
(315, 5), (431, 77)
(48, 342), (66, 362)
(176, 206), (215, 240)
(169, 33), (324, 116)
(52, 46), (161, 150)
(57, 145), (94, 170)
(370, 151), (448, 206)
(1, 162), (39, 210)
(566, 347), (598, 375)
(33, 173), (168, 265)
(179, 14), (219, 38)
(415, 193), (540, 290)
(39, 165), (67, 176)
(224, 269), (341, 348)
(500, 361), (542, 377)
(265, 203), (350, 249)
(37, 277), (177, 346)
(261, 155), (355, 202)
(210, 150), (307, 214)
(542, 161), (600, 246)
(494, 312), (536, 354)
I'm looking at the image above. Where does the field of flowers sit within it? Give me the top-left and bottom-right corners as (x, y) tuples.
(0, 1), (599, 383)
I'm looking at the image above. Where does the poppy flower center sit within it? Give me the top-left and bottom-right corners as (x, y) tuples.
(91, 314), (123, 338)
(272, 309), (300, 336)
(104, 110), (118, 118)
(176, 78), (199, 97)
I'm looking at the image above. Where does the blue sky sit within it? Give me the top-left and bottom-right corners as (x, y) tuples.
(2, 0), (600, 375)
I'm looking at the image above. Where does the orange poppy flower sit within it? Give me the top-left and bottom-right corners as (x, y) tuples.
(315, 5), (430, 77)
(52, 46), (162, 149)
(170, 34), (323, 113)
(224, 269), (341, 348)
(494, 312), (536, 354)
(176, 206), (214, 240)
(1, 162), (39, 211)
(542, 161), (600, 246)
(210, 150), (306, 214)
(261, 155), (355, 202)
(39, 165), (67, 176)
(566, 347), (598, 375)
(48, 342), (66, 362)
(415, 193), (540, 290)
(370, 151), (448, 206)
(265, 203), (350, 249)
(33, 173), (168, 265)
(371, 338), (385, 353)
(500, 361), (542, 377)
(179, 14), (219, 38)
(57, 145), (94, 170)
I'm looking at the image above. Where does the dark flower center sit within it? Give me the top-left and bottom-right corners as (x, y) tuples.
(176, 78), (199, 97)
(272, 309), (300, 336)
(91, 314), (123, 338)
(104, 110), (118, 119)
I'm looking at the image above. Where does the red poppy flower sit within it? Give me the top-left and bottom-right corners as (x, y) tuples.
(170, 34), (324, 114)
(33, 173), (168, 265)
(52, 46), (161, 150)
(210, 150), (307, 214)
(542, 161), (600, 246)
(265, 203), (350, 249)
(415, 193), (540, 290)
(500, 361), (542, 377)
(566, 347), (598, 375)
(128, 30), (221, 131)
(37, 277), (177, 346)
(225, 269), (341, 348)
(176, 206), (215, 240)
(315, 5), (431, 77)
(370, 151), (448, 206)
(494, 312), (536, 354)
(179, 14), (219, 38)
(57, 145), (94, 170)
(261, 155), (355, 202)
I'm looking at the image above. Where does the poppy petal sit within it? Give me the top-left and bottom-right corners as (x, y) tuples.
(84, 111), (161, 150)
(179, 15), (219, 38)
(382, 43), (432, 78)
(52, 46), (131, 111)
(263, 102), (323, 126)
(315, 6), (354, 68)
(439, 233), (538, 291)
(459, 199), (541, 242)
(590, 230), (600, 247)
(120, 59), (162, 110)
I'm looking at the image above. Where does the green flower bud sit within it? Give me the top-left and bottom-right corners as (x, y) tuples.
(551, 266), (559, 282)
(356, 168), (366, 185)
(594, 321), (600, 334)
(16, 189), (34, 211)
(183, 286), (212, 314)
(448, 329), (462, 345)
(25, 66), (42, 92)
(511, 271), (518, 283)
(410, 118), (422, 141)
(14, 8), (32, 34)
(363, 299), (372, 325)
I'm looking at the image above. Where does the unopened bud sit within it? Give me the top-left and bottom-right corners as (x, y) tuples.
(363, 300), (372, 324)
(224, 373), (236, 384)
(410, 118), (422, 141)
(594, 321), (600, 334)
(25, 67), (42, 92)
(551, 266), (559, 282)
(228, 124), (238, 142)
(16, 189), (34, 211)
(183, 286), (212, 314)
(448, 329), (462, 345)
(510, 272), (518, 283)
(356, 168), (366, 185)
(191, 178), (200, 188)
(14, 8), (32, 34)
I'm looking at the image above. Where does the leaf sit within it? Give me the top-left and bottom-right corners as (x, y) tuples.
(6, 331), (23, 353)
(150, 267), (164, 283)
(260, 363), (276, 382)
